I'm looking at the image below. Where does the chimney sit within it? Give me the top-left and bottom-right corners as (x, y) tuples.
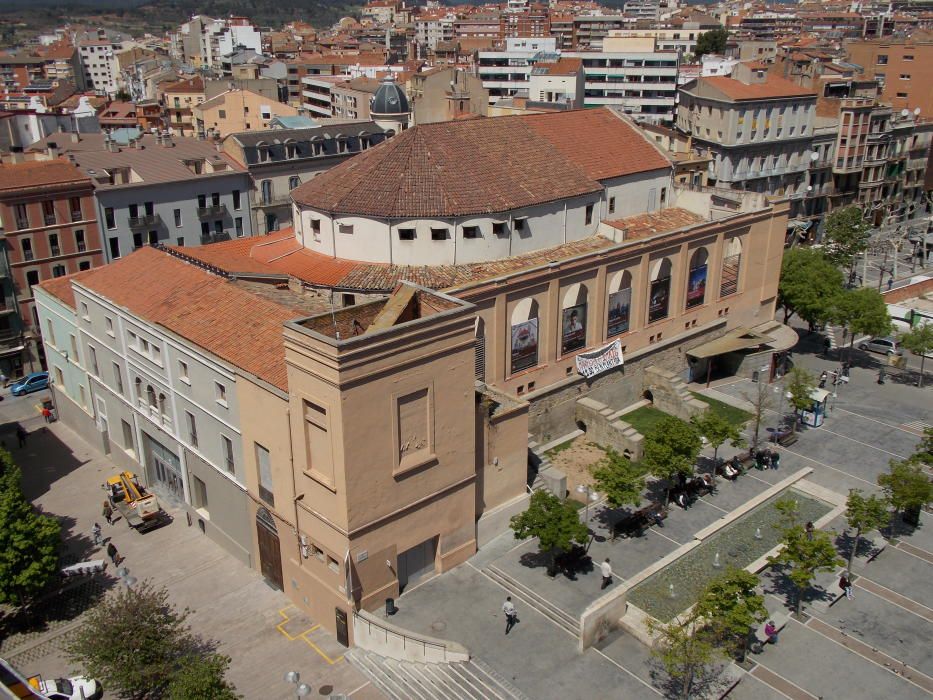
(47, 141), (60, 159)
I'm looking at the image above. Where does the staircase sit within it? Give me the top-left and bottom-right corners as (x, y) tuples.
(644, 365), (708, 421)
(483, 564), (580, 638)
(348, 648), (530, 700)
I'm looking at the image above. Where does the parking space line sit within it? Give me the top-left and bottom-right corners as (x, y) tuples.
(591, 647), (663, 696)
(815, 426), (910, 460)
(276, 605), (344, 665)
(833, 407), (930, 436)
(647, 526), (683, 546)
(774, 444), (877, 488)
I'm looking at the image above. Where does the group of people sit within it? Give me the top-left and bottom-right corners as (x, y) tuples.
(671, 472), (716, 509)
(91, 500), (123, 567)
(818, 362), (850, 389)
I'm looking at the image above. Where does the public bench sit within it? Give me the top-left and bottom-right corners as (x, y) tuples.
(612, 502), (668, 539)
(769, 428), (798, 447)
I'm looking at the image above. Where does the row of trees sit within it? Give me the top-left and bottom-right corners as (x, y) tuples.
(0, 449), (61, 607)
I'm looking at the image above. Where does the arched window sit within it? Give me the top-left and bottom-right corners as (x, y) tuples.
(288, 176), (301, 191)
(146, 385), (156, 408)
(261, 180), (273, 205)
(284, 139), (297, 159)
(256, 142), (270, 163)
(720, 237), (742, 298)
(647, 258), (672, 323)
(685, 248), (709, 310)
(560, 283), (588, 355)
(510, 298), (539, 374)
(607, 270), (632, 336)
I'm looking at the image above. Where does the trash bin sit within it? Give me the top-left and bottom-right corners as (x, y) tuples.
(385, 598), (395, 616)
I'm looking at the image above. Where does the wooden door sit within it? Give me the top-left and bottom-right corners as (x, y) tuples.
(335, 608), (349, 647)
(256, 509), (283, 591)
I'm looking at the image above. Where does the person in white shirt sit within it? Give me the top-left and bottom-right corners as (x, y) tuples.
(600, 558), (613, 590)
(502, 596), (517, 634)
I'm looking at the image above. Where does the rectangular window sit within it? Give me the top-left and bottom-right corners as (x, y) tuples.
(899, 74), (911, 80)
(88, 345), (99, 376)
(235, 217), (243, 237)
(75, 229), (86, 252)
(52, 265), (66, 278)
(49, 233), (60, 256)
(192, 476), (209, 511)
(46, 319), (56, 346)
(174, 209), (182, 227)
(215, 381), (226, 405)
(178, 360), (189, 382)
(121, 419), (134, 452)
(303, 400), (331, 483)
(42, 200), (56, 226)
(398, 228), (415, 240)
(232, 190), (241, 210)
(608, 197), (615, 214)
(585, 204), (594, 225)
(876, 54), (888, 64)
(80, 302), (89, 320)
(430, 228), (448, 240)
(462, 226), (481, 239)
(201, 222), (210, 236)
(129, 203), (138, 219)
(55, 366), (64, 385)
(113, 362), (123, 395)
(22, 239), (33, 261)
(132, 232), (143, 250)
(218, 109), (226, 119)
(105, 316), (114, 336)
(186, 411), (198, 448)
(493, 221), (507, 236)
(904, 54), (913, 61)
(256, 443), (274, 506)
(14, 203), (28, 230)
(211, 192), (220, 206)
(338, 224), (354, 234)
(144, 202), (154, 216)
(197, 194), (206, 209)
(513, 218), (526, 232)
(109, 237), (120, 259)
(70, 197), (82, 222)
(221, 435), (235, 473)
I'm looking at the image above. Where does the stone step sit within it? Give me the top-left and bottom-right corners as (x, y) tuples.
(484, 564), (580, 637)
(348, 648), (528, 700)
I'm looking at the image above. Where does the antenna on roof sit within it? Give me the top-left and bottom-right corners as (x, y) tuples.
(329, 289), (341, 340)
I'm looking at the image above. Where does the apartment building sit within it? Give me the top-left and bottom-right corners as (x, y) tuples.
(76, 31), (125, 97)
(677, 62), (817, 195)
(193, 89), (300, 139)
(160, 76), (205, 137)
(330, 78), (380, 122)
(222, 122), (391, 234)
(845, 38), (933, 118)
(0, 159), (103, 371)
(27, 132), (254, 258)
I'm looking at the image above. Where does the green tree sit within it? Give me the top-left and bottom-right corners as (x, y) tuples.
(0, 451), (61, 606)
(691, 410), (744, 468)
(785, 367), (816, 432)
(832, 287), (891, 359)
(877, 459), (933, 525)
(844, 489), (889, 574)
(696, 568), (767, 661)
(66, 580), (201, 699)
(768, 526), (843, 614)
(773, 496), (802, 532)
(823, 206), (870, 278)
(694, 27), (729, 58)
(510, 490), (589, 576)
(647, 610), (721, 700)
(591, 449), (646, 510)
(909, 427), (932, 466)
(742, 379), (772, 450)
(641, 416), (702, 503)
(899, 323), (933, 387)
(166, 653), (239, 700)
(777, 248), (845, 325)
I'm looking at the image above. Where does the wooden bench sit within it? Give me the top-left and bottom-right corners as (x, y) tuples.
(753, 611), (790, 652)
(769, 428), (798, 447)
(612, 502), (668, 539)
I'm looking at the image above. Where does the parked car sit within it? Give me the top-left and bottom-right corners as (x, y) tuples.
(858, 337), (901, 356)
(38, 676), (102, 700)
(10, 371), (49, 396)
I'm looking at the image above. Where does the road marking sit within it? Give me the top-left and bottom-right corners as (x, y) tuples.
(647, 526), (683, 546)
(346, 680), (372, 696)
(814, 426), (910, 460)
(902, 420), (932, 434)
(276, 605), (344, 665)
(832, 408), (931, 436)
(591, 647), (663, 696)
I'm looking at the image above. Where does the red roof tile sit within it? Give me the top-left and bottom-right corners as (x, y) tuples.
(0, 159), (90, 191)
(36, 269), (94, 309)
(698, 75), (817, 101)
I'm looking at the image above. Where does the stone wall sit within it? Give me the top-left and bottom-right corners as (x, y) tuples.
(526, 323), (730, 442)
(643, 366), (708, 422)
(574, 397), (644, 461)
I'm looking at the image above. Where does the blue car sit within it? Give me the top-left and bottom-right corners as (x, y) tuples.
(11, 371), (49, 396)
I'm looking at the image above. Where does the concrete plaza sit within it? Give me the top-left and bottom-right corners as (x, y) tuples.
(0, 390), (380, 700)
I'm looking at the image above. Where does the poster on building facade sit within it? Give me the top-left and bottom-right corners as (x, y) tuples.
(648, 277), (670, 323)
(607, 288), (631, 337)
(686, 264), (707, 309)
(511, 319), (539, 373)
(575, 339), (624, 379)
(561, 304), (587, 355)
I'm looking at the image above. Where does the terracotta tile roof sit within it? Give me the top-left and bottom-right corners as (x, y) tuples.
(522, 108), (672, 181)
(75, 247), (301, 391)
(291, 114), (602, 218)
(161, 76), (204, 93)
(698, 75), (817, 100)
(36, 269), (94, 309)
(533, 58), (582, 75)
(604, 207), (704, 240)
(0, 159), (90, 192)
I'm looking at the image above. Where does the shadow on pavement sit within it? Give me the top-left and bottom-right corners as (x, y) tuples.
(1, 420), (91, 501)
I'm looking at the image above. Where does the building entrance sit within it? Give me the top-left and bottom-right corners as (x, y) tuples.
(398, 536), (437, 593)
(257, 507), (284, 591)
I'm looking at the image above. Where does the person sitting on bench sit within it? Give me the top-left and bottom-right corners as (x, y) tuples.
(723, 462), (739, 480)
(675, 491), (688, 509)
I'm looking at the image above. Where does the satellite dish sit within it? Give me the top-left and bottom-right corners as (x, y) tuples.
(901, 108), (909, 117)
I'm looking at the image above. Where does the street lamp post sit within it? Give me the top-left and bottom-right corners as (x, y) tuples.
(575, 484), (599, 525)
(285, 671), (311, 699)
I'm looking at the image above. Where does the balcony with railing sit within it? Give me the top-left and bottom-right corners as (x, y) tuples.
(70, 209), (83, 222)
(196, 204), (226, 218)
(43, 213), (57, 226)
(200, 231), (231, 245)
(0, 328), (24, 351)
(128, 213), (161, 229)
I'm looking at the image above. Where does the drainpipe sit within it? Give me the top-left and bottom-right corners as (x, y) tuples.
(285, 405), (302, 562)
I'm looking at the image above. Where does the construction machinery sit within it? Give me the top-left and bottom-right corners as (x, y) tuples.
(103, 471), (165, 533)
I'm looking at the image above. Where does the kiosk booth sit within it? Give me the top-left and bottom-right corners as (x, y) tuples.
(800, 387), (830, 428)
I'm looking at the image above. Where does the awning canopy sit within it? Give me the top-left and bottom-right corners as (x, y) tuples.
(810, 387), (830, 403)
(687, 327), (776, 359)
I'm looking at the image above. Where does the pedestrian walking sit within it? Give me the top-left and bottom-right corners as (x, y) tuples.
(41, 407), (52, 423)
(92, 522), (102, 546)
(102, 500), (113, 525)
(769, 451), (780, 470)
(764, 620), (779, 645)
(600, 558), (613, 590)
(823, 337), (831, 356)
(805, 521), (814, 541)
(106, 542), (119, 566)
(502, 596), (518, 635)
(887, 276), (894, 291)
(15, 426), (26, 447)
(839, 574), (853, 600)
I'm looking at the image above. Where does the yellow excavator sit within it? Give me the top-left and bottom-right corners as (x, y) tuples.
(103, 471), (165, 532)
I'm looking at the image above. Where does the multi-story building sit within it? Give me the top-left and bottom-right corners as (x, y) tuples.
(0, 159), (103, 371)
(193, 88), (300, 139)
(330, 78), (379, 121)
(27, 132), (254, 259)
(677, 62), (818, 195)
(221, 122), (392, 234)
(477, 36), (679, 123)
(608, 29), (700, 56)
(409, 67), (488, 124)
(572, 15), (636, 50)
(38, 107), (792, 645)
(844, 37), (933, 118)
(160, 76), (205, 137)
(76, 30), (125, 97)
(414, 10), (457, 52)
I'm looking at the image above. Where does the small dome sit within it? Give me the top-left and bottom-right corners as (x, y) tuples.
(371, 75), (409, 116)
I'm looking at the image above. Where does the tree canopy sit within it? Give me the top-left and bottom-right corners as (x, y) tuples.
(510, 490), (589, 572)
(877, 458), (933, 514)
(844, 489), (889, 573)
(591, 449), (646, 510)
(899, 323), (933, 387)
(769, 525), (843, 614)
(647, 609), (720, 700)
(0, 450), (61, 606)
(831, 287), (891, 349)
(823, 206), (871, 274)
(694, 27), (729, 58)
(166, 653), (240, 700)
(641, 416), (702, 498)
(696, 568), (767, 660)
(785, 367), (816, 429)
(691, 410), (744, 466)
(777, 247), (845, 325)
